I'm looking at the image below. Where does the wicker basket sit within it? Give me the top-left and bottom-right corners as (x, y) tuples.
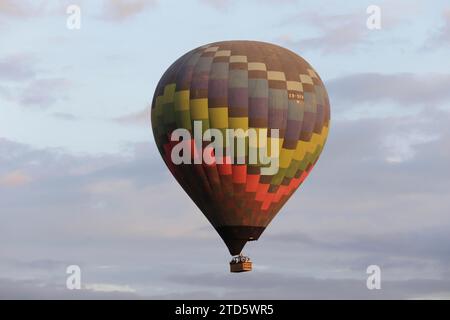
(230, 261), (252, 273)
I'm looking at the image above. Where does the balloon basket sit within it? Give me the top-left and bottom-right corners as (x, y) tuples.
(230, 255), (252, 273)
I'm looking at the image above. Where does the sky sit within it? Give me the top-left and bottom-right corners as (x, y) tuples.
(1, 0), (450, 299)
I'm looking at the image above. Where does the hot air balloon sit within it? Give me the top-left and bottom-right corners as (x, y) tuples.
(151, 41), (330, 272)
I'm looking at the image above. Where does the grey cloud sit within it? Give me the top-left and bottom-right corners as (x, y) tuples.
(165, 272), (450, 299)
(312, 108), (450, 194)
(2, 273), (449, 300)
(327, 73), (450, 107)
(297, 108), (450, 214)
(1, 106), (450, 298)
(14, 259), (69, 270)
(0, 278), (140, 300)
(0, 137), (192, 250)
(268, 227), (450, 267)
(0, 138), (167, 206)
(255, 108), (450, 281)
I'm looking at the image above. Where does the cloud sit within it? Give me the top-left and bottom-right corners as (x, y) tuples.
(1, 104), (450, 298)
(200, 0), (232, 10)
(283, 109), (450, 246)
(18, 78), (71, 108)
(84, 283), (136, 293)
(0, 1), (79, 21)
(268, 227), (450, 268)
(200, 0), (294, 10)
(327, 73), (450, 107)
(114, 107), (149, 126)
(278, 1), (421, 53)
(0, 138), (199, 243)
(279, 12), (367, 53)
(0, 278), (140, 299)
(164, 272), (450, 299)
(0, 1), (157, 23)
(52, 112), (78, 121)
(2, 273), (449, 300)
(0, 0), (44, 18)
(0, 53), (71, 108)
(11, 259), (68, 270)
(0, 54), (37, 81)
(101, 0), (157, 21)
(0, 170), (32, 187)
(424, 9), (450, 49)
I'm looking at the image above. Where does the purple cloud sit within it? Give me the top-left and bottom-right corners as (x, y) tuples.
(277, 2), (419, 54)
(200, 0), (295, 11)
(0, 53), (72, 108)
(0, 0), (52, 20)
(101, 0), (158, 21)
(0, 0), (34, 18)
(0, 54), (37, 81)
(19, 78), (71, 108)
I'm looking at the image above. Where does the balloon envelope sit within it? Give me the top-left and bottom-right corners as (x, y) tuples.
(151, 41), (330, 255)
